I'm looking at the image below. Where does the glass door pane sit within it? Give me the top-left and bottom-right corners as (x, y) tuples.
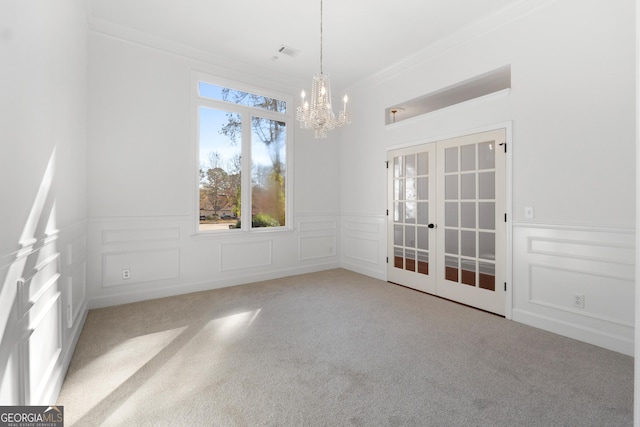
(388, 145), (436, 294)
(440, 140), (497, 292)
(392, 152), (430, 275)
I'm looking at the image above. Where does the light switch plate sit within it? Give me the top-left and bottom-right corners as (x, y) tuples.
(524, 206), (534, 219)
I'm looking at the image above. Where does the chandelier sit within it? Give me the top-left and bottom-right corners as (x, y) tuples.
(296, 0), (351, 139)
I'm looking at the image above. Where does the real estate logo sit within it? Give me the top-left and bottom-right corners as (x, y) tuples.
(0, 406), (63, 427)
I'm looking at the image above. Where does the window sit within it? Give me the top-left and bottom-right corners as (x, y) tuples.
(195, 77), (291, 232)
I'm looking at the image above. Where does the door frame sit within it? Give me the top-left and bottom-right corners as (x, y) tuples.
(385, 122), (513, 319)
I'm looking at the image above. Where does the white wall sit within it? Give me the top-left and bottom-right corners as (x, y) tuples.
(0, 0), (88, 404)
(340, 0), (635, 354)
(86, 33), (342, 308)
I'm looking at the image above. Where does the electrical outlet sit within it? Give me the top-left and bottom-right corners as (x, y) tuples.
(572, 293), (584, 308)
(122, 269), (131, 280)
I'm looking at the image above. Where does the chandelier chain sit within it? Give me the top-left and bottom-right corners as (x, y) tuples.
(320, 0), (323, 74)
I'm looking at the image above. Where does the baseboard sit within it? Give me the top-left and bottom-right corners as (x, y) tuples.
(512, 308), (633, 356)
(88, 262), (340, 309)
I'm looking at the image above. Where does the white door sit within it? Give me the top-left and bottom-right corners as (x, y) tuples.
(388, 129), (506, 315)
(387, 144), (437, 294)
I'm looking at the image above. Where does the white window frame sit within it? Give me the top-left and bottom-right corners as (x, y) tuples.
(192, 71), (294, 234)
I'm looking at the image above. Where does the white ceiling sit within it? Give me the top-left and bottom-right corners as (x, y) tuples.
(85, 0), (520, 92)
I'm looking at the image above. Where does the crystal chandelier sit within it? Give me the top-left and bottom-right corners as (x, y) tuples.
(296, 0), (351, 139)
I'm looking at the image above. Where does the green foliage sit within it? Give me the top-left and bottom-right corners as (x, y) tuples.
(251, 213), (280, 228)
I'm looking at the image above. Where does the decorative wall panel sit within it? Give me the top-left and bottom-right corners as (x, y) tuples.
(529, 264), (633, 326)
(342, 215), (386, 279)
(298, 220), (337, 233)
(513, 224), (634, 355)
(103, 227), (180, 244)
(0, 346), (19, 405)
(102, 248), (180, 287)
(0, 220), (83, 405)
(88, 215), (341, 308)
(300, 235), (337, 260)
(221, 241), (272, 271)
(27, 292), (62, 403)
(344, 236), (379, 265)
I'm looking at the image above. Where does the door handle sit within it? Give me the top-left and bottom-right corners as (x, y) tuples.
(428, 223), (436, 229)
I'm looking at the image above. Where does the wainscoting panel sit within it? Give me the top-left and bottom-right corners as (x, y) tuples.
(27, 290), (62, 403)
(298, 220), (337, 233)
(63, 233), (87, 329)
(221, 240), (272, 271)
(344, 236), (379, 264)
(103, 227), (180, 244)
(67, 265), (86, 328)
(102, 248), (180, 287)
(17, 233), (63, 405)
(529, 264), (633, 326)
(24, 240), (60, 310)
(297, 216), (338, 262)
(299, 235), (337, 261)
(512, 224), (635, 355)
(0, 219), (86, 405)
(66, 235), (86, 268)
(88, 215), (341, 308)
(345, 221), (380, 235)
(341, 214), (386, 280)
(0, 345), (19, 405)
(529, 237), (634, 264)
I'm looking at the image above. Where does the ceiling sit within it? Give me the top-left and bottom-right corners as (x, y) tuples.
(85, 0), (520, 93)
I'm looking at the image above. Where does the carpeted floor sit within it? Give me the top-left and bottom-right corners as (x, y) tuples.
(57, 269), (633, 426)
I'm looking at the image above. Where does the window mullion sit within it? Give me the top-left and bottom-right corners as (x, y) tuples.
(241, 112), (253, 231)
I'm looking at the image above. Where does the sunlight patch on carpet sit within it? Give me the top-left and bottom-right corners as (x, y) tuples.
(62, 326), (187, 422)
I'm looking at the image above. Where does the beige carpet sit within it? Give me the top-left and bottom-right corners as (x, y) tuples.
(57, 269), (633, 426)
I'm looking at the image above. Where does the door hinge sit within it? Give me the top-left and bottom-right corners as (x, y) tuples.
(386, 209), (389, 216)
(504, 213), (507, 222)
(504, 282), (507, 291)
(385, 161), (389, 169)
(386, 257), (389, 264)
(499, 142), (507, 153)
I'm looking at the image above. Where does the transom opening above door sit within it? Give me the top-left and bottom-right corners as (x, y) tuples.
(385, 65), (511, 125)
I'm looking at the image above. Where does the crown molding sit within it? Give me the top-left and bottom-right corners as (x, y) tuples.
(348, 0), (559, 92)
(84, 1), (306, 93)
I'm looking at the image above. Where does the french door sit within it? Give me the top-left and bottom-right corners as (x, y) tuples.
(387, 129), (506, 315)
